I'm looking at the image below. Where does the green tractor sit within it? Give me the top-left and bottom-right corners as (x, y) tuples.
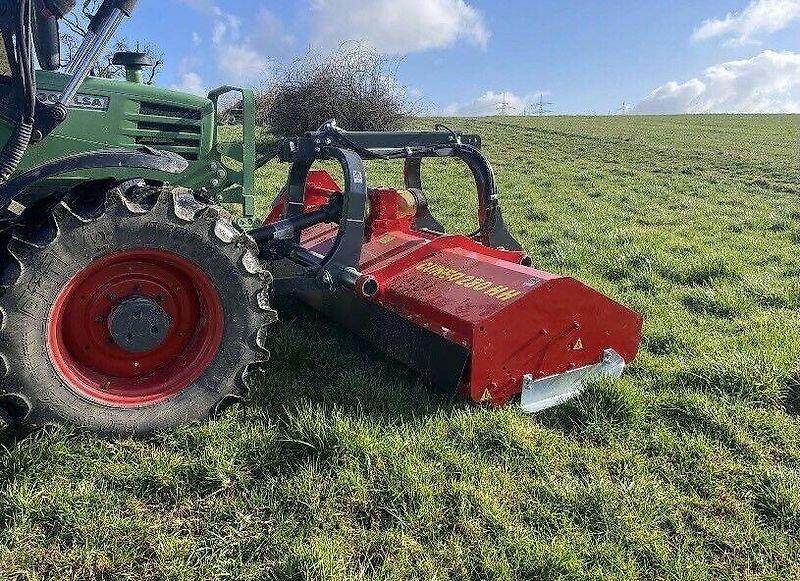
(0, 0), (643, 437)
(0, 0), (274, 435)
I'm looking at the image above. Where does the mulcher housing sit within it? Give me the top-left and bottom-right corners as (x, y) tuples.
(298, 229), (642, 408)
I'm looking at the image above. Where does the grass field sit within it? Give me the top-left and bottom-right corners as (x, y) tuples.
(1, 115), (799, 580)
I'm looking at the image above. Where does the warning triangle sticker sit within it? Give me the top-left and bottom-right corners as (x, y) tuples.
(481, 388), (493, 403)
(573, 338), (584, 351)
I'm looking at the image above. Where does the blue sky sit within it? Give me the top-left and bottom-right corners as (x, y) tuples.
(117, 0), (800, 115)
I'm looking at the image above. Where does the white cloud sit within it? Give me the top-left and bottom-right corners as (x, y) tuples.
(444, 91), (524, 116)
(311, 0), (489, 54)
(634, 50), (800, 114)
(212, 23), (228, 45)
(171, 57), (207, 95)
(178, 0), (273, 85)
(171, 71), (205, 96)
(259, 10), (295, 44)
(249, 9), (296, 57)
(178, 0), (241, 41)
(692, 0), (800, 46)
(443, 91), (551, 116)
(217, 45), (270, 85)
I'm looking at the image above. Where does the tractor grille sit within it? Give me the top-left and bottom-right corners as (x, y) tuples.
(129, 102), (203, 161)
(139, 102), (202, 120)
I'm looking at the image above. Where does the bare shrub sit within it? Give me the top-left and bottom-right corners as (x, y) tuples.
(261, 44), (413, 136)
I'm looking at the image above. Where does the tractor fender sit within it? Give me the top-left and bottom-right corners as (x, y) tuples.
(0, 147), (188, 219)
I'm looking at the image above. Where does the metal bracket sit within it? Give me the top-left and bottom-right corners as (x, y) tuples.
(267, 145), (368, 295)
(520, 349), (626, 413)
(402, 144), (523, 251)
(236, 215), (260, 229)
(208, 86), (257, 221)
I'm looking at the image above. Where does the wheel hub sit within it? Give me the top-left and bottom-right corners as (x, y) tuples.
(108, 297), (171, 354)
(47, 248), (225, 406)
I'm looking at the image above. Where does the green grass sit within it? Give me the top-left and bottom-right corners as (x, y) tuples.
(2, 115), (799, 580)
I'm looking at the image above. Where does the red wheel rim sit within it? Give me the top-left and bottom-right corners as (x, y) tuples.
(48, 249), (225, 406)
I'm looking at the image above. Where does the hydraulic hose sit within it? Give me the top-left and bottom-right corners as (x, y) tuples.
(0, 122), (34, 184)
(0, 0), (36, 184)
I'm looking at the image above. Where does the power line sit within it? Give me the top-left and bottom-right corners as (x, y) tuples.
(496, 92), (516, 116)
(525, 94), (553, 116)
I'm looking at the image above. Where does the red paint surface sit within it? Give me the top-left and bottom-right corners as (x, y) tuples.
(268, 170), (644, 406)
(48, 249), (225, 406)
(264, 169), (340, 224)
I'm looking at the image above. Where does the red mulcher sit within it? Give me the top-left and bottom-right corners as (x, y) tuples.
(258, 124), (643, 411)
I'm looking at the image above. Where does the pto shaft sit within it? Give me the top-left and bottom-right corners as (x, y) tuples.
(251, 195), (342, 244)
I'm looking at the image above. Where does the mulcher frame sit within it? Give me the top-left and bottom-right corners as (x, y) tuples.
(252, 125), (526, 298)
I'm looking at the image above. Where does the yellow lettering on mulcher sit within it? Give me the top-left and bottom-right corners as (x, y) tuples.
(415, 261), (524, 302)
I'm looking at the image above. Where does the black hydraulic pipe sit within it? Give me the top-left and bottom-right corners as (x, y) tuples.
(251, 195), (342, 244)
(44, 0), (76, 18)
(34, 0), (61, 70)
(284, 243), (324, 267)
(280, 242), (375, 293)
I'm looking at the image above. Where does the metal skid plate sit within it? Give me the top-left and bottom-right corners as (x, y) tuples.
(520, 349), (626, 413)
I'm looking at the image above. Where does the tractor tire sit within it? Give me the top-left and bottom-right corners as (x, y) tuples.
(0, 184), (276, 436)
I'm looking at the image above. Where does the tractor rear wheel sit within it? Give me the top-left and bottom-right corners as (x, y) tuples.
(0, 184), (275, 436)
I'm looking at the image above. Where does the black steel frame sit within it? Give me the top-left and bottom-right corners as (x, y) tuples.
(252, 126), (523, 296)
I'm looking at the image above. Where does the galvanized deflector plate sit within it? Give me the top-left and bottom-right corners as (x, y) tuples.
(521, 349), (626, 413)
